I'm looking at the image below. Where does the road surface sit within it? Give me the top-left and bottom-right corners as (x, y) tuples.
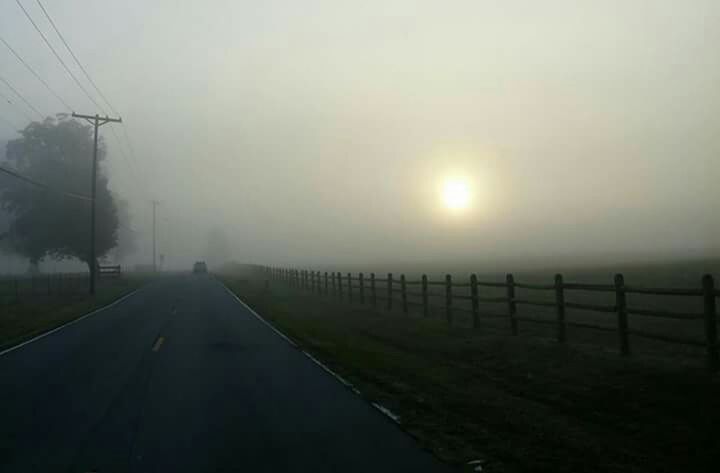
(0, 275), (449, 472)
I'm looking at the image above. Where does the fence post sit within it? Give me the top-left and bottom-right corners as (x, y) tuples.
(359, 273), (365, 304)
(702, 274), (718, 372)
(387, 273), (393, 311)
(445, 274), (453, 325)
(470, 274), (479, 329)
(324, 272), (328, 295)
(506, 274), (517, 335)
(614, 273), (630, 356)
(422, 274), (429, 318)
(347, 273), (353, 303)
(370, 273), (377, 307)
(554, 274), (566, 343)
(401, 274), (408, 315)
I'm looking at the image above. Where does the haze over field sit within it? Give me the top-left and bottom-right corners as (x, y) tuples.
(1, 0), (718, 270)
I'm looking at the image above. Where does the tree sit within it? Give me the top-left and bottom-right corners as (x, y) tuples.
(0, 116), (119, 272)
(206, 227), (231, 269)
(113, 198), (137, 262)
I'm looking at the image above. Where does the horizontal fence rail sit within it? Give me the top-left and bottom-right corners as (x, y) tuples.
(261, 266), (720, 372)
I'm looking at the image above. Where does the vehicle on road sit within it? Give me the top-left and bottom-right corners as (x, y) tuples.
(193, 261), (208, 274)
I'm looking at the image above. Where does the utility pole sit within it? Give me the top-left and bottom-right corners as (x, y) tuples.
(72, 113), (122, 295)
(152, 200), (159, 272)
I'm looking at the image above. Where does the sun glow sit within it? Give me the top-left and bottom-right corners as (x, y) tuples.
(442, 178), (471, 211)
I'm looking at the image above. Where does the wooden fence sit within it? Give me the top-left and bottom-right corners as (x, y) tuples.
(262, 266), (719, 372)
(1, 272), (96, 304)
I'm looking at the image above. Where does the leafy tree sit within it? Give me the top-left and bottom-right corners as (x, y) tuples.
(0, 116), (118, 272)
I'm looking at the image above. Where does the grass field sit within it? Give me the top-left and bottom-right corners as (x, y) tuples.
(0, 274), (148, 351)
(221, 268), (720, 473)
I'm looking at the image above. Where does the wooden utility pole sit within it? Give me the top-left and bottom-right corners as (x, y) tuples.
(72, 113), (122, 295)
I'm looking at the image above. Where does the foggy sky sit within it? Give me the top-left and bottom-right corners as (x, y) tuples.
(1, 0), (718, 270)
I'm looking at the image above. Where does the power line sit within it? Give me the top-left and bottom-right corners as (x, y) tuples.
(0, 165), (92, 201)
(0, 75), (44, 119)
(13, 0), (105, 113)
(13, 1), (153, 211)
(34, 0), (117, 116)
(0, 34), (72, 111)
(118, 124), (154, 198)
(107, 124), (149, 198)
(27, 2), (153, 202)
(0, 85), (35, 122)
(29, 1), (156, 204)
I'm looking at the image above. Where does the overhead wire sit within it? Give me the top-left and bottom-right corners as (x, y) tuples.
(13, 0), (105, 114)
(0, 75), (44, 119)
(0, 164), (92, 201)
(108, 125), (150, 199)
(34, 0), (117, 116)
(30, 1), (154, 202)
(0, 34), (72, 111)
(0, 87), (35, 123)
(9, 0), (158, 225)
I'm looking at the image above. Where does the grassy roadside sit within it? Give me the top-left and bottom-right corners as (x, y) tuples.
(222, 275), (720, 473)
(0, 275), (149, 351)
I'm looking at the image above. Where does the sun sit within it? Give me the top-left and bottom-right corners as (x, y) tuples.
(442, 178), (471, 211)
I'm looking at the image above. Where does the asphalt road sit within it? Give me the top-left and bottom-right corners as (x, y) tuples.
(0, 275), (449, 472)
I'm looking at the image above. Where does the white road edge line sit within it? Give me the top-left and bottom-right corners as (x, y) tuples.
(0, 287), (143, 357)
(221, 285), (298, 348)
(221, 283), (401, 424)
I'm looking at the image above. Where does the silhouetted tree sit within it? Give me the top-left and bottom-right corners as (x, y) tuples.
(206, 227), (231, 269)
(0, 116), (118, 272)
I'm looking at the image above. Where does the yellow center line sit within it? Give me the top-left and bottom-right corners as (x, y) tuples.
(152, 336), (165, 352)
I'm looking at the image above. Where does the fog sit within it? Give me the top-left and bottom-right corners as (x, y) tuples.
(1, 0), (718, 271)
